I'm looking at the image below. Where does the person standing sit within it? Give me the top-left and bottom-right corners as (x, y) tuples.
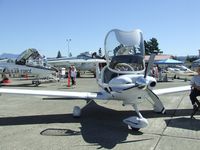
(70, 65), (77, 85)
(0, 68), (10, 83)
(67, 66), (71, 87)
(189, 66), (200, 110)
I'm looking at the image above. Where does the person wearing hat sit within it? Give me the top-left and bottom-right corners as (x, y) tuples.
(190, 66), (200, 110)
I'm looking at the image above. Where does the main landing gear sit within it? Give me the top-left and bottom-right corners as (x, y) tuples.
(73, 106), (81, 117)
(32, 80), (41, 87)
(72, 99), (93, 118)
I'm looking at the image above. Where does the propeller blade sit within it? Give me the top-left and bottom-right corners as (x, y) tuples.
(145, 88), (165, 113)
(144, 53), (156, 78)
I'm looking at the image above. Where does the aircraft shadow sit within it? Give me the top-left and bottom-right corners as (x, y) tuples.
(165, 117), (200, 131)
(0, 101), (155, 149)
(0, 101), (198, 149)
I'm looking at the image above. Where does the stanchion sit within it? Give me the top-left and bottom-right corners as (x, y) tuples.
(67, 73), (70, 87)
(74, 76), (76, 85)
(25, 73), (28, 80)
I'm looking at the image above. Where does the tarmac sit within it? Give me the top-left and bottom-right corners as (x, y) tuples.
(0, 74), (200, 150)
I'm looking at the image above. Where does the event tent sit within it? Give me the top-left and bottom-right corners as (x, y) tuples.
(154, 59), (183, 64)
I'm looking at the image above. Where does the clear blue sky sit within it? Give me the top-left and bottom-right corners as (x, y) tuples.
(0, 0), (200, 57)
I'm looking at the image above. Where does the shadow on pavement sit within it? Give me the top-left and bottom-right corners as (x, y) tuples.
(0, 101), (199, 148)
(165, 117), (200, 131)
(0, 101), (155, 149)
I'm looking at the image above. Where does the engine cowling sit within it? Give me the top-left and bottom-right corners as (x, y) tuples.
(146, 76), (157, 89)
(108, 76), (134, 91)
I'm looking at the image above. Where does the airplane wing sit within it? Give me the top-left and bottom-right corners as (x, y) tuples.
(0, 86), (191, 101)
(145, 85), (191, 113)
(0, 88), (107, 100)
(152, 85), (191, 95)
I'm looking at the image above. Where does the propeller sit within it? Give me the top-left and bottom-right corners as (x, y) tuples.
(144, 53), (156, 78)
(135, 53), (156, 90)
(142, 53), (165, 113)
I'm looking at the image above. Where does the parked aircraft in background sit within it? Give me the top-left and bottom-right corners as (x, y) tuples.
(166, 65), (197, 79)
(0, 49), (58, 86)
(47, 51), (106, 77)
(0, 29), (191, 131)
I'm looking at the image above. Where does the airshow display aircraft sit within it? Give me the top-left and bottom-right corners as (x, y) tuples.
(167, 65), (197, 79)
(0, 49), (58, 86)
(0, 29), (191, 130)
(47, 51), (106, 77)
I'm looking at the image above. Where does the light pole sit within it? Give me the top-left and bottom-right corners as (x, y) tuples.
(66, 38), (71, 57)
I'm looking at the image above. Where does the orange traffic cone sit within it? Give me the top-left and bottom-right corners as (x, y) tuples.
(25, 73), (28, 80)
(3, 79), (11, 84)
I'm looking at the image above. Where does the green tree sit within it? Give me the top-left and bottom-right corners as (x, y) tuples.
(186, 55), (199, 62)
(69, 52), (72, 57)
(144, 38), (162, 55)
(56, 50), (62, 58)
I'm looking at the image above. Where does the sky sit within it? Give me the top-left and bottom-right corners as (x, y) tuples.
(0, 0), (200, 57)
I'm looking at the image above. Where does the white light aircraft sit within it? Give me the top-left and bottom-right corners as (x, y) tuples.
(167, 65), (197, 79)
(0, 29), (191, 130)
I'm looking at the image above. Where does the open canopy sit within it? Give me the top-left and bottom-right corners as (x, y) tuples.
(154, 59), (183, 65)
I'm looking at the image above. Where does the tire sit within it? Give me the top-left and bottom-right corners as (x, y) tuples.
(131, 127), (140, 131)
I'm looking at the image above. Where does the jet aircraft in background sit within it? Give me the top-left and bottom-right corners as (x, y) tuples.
(0, 49), (58, 86)
(47, 51), (106, 77)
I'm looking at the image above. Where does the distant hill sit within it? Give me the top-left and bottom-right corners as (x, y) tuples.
(0, 53), (18, 59)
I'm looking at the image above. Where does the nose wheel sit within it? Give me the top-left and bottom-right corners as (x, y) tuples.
(130, 127), (140, 131)
(123, 104), (148, 131)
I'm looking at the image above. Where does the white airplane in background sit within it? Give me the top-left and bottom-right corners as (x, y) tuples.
(167, 65), (197, 79)
(0, 49), (58, 86)
(47, 51), (106, 77)
(0, 29), (191, 131)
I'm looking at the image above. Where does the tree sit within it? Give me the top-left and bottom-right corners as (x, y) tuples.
(144, 38), (163, 55)
(69, 52), (72, 57)
(56, 50), (62, 58)
(186, 55), (198, 62)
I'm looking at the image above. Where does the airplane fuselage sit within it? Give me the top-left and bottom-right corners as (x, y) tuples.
(0, 62), (56, 79)
(47, 58), (106, 73)
(97, 73), (157, 105)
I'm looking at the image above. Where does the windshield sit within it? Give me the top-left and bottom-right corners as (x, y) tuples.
(104, 29), (145, 74)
